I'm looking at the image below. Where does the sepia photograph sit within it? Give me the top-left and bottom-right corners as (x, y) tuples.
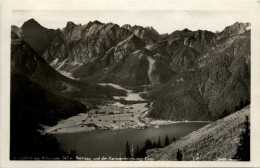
(1, 0), (260, 167)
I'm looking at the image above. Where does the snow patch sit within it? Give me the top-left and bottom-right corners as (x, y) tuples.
(56, 59), (67, 70)
(145, 44), (153, 50)
(50, 58), (58, 66)
(147, 56), (156, 84)
(58, 70), (75, 79)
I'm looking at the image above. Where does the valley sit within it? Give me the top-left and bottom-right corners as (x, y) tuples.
(43, 83), (175, 134)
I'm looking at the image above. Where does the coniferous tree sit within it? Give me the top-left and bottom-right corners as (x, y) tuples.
(172, 137), (176, 142)
(139, 146), (144, 158)
(152, 142), (157, 148)
(157, 136), (162, 148)
(164, 134), (170, 146)
(125, 141), (131, 158)
(70, 147), (77, 160)
(232, 115), (250, 161)
(177, 148), (183, 161)
(134, 145), (140, 158)
(140, 146), (146, 158)
(144, 138), (153, 150)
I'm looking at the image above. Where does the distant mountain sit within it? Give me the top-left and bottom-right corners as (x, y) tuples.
(146, 23), (250, 120)
(147, 105), (250, 161)
(72, 35), (167, 86)
(43, 21), (133, 71)
(218, 22), (251, 38)
(20, 19), (62, 56)
(42, 21), (172, 86)
(122, 24), (161, 44)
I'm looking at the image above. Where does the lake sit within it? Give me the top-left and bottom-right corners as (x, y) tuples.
(54, 122), (209, 158)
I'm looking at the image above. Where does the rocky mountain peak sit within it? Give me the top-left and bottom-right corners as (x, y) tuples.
(83, 20), (104, 30)
(230, 21), (250, 30)
(21, 18), (43, 30)
(122, 24), (131, 30)
(182, 28), (191, 33)
(219, 21), (251, 38)
(92, 20), (103, 25)
(66, 21), (76, 29)
(145, 26), (160, 35)
(20, 18), (62, 56)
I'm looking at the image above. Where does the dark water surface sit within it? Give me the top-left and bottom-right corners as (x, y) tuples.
(55, 122), (209, 158)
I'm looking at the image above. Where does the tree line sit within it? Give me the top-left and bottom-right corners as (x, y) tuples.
(125, 134), (183, 160)
(219, 98), (250, 119)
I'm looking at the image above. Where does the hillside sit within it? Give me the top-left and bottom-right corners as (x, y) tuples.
(147, 105), (250, 161)
(11, 73), (87, 127)
(10, 73), (86, 159)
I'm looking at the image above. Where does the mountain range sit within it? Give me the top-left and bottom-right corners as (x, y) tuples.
(12, 19), (250, 121)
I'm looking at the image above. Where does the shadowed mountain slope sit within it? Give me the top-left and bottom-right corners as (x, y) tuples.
(10, 73), (86, 159)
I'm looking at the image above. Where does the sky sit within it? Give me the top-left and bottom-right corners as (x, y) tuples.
(12, 10), (250, 34)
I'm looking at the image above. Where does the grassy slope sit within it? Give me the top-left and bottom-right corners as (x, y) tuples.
(147, 105), (250, 161)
